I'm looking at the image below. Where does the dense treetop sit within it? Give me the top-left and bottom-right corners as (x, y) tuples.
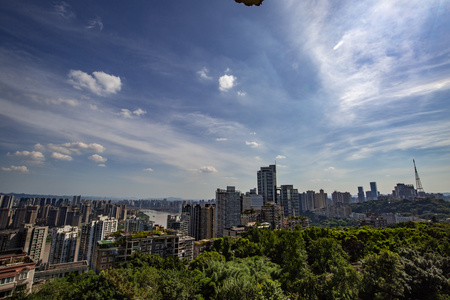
(22, 222), (450, 299)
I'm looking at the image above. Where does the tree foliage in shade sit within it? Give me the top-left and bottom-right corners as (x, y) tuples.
(23, 222), (450, 300)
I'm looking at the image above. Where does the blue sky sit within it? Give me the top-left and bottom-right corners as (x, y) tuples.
(1, 0), (449, 199)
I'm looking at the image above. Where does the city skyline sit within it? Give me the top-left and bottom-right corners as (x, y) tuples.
(1, 1), (450, 199)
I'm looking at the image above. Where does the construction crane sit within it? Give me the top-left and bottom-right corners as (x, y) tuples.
(413, 159), (425, 196)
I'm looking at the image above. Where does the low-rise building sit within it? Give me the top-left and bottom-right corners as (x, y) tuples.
(360, 214), (388, 228)
(93, 231), (195, 272)
(0, 250), (36, 298)
(284, 216), (309, 230)
(33, 261), (88, 284)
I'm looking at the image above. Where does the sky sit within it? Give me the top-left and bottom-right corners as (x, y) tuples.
(0, 0), (449, 199)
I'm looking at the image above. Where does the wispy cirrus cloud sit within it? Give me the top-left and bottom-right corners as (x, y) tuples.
(35, 142), (105, 155)
(86, 17), (103, 31)
(188, 166), (218, 173)
(197, 67), (212, 80)
(2, 165), (29, 173)
(45, 97), (80, 106)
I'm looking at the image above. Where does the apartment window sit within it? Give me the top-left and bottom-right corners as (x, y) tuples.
(101, 258), (107, 263)
(19, 272), (28, 280)
(0, 276), (15, 285)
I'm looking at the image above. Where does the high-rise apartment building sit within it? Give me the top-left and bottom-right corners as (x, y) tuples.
(241, 189), (264, 211)
(182, 203), (215, 240)
(167, 214), (190, 235)
(0, 208), (12, 230)
(200, 204), (215, 240)
(124, 218), (154, 233)
(257, 165), (277, 204)
(215, 186), (241, 238)
(48, 226), (78, 265)
(279, 185), (300, 217)
(370, 182), (378, 200)
(72, 195), (81, 207)
(260, 202), (284, 229)
(11, 208), (27, 229)
(314, 189), (327, 209)
(0, 195), (14, 209)
(20, 224), (48, 265)
(357, 186), (365, 202)
(78, 215), (118, 269)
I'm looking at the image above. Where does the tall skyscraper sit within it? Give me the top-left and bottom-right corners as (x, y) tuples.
(48, 226), (78, 265)
(11, 208), (27, 229)
(314, 189), (327, 209)
(20, 224), (48, 265)
(78, 215), (118, 269)
(279, 185), (300, 217)
(200, 204), (215, 240)
(215, 186), (241, 238)
(0, 208), (12, 229)
(370, 182), (378, 200)
(0, 195), (14, 209)
(357, 186), (365, 202)
(257, 165), (277, 204)
(182, 203), (215, 240)
(72, 195), (81, 207)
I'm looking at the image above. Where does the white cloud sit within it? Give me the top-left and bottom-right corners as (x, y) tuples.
(216, 138), (228, 141)
(7, 150), (45, 163)
(35, 142), (105, 155)
(197, 67), (212, 80)
(119, 109), (133, 119)
(245, 141), (260, 148)
(46, 98), (80, 106)
(88, 154), (107, 163)
(324, 166), (335, 171)
(249, 132), (256, 135)
(133, 108), (146, 116)
(54, 2), (75, 19)
(2, 165), (29, 173)
(86, 17), (103, 31)
(51, 152), (73, 161)
(143, 168), (154, 172)
(68, 70), (121, 96)
(219, 74), (236, 92)
(237, 91), (247, 96)
(120, 108), (147, 118)
(189, 166), (218, 173)
(276, 155), (286, 159)
(98, 164), (106, 167)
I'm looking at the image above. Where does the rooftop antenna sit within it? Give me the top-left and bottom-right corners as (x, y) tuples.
(413, 159), (425, 196)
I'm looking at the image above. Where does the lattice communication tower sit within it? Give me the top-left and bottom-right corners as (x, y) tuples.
(413, 159), (425, 195)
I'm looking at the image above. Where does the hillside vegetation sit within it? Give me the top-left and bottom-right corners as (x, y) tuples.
(23, 222), (450, 300)
(351, 198), (450, 220)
